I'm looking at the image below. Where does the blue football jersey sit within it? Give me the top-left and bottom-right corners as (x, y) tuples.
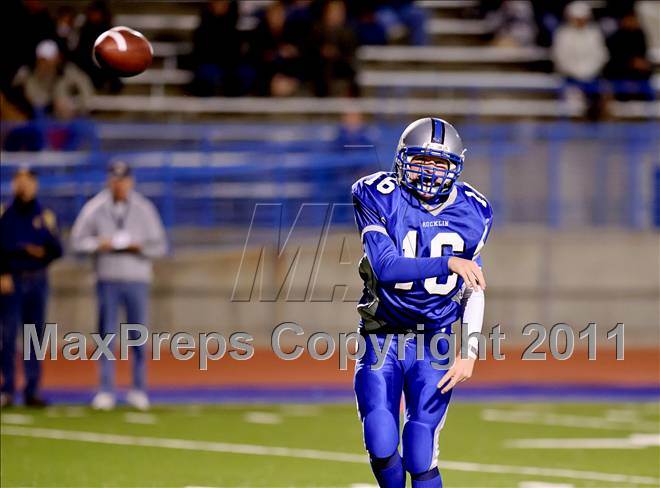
(352, 171), (493, 332)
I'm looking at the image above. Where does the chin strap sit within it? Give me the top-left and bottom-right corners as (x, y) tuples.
(419, 184), (453, 206)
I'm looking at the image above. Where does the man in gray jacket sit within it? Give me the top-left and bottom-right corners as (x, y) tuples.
(71, 161), (167, 410)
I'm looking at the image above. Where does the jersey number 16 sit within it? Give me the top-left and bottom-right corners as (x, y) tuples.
(395, 231), (464, 295)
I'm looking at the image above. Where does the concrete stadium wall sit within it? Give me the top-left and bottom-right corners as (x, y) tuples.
(47, 228), (659, 347)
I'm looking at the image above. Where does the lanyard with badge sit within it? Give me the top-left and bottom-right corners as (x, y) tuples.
(111, 200), (132, 250)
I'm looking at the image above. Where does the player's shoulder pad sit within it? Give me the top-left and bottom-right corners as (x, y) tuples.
(459, 182), (493, 222)
(351, 171), (398, 202)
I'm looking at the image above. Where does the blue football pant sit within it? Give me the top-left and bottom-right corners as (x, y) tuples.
(354, 332), (452, 483)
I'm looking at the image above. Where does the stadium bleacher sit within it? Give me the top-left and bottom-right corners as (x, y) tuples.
(88, 0), (658, 118)
(2, 1), (658, 234)
(2, 120), (657, 239)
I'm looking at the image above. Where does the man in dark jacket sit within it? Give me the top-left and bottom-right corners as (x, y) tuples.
(605, 10), (654, 101)
(0, 167), (62, 408)
(190, 0), (243, 96)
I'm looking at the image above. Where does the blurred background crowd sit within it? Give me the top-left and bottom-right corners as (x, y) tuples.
(1, 0), (658, 128)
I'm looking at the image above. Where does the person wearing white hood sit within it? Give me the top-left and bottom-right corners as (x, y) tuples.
(13, 39), (94, 120)
(552, 1), (609, 118)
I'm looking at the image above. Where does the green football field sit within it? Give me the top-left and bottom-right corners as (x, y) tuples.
(1, 402), (659, 487)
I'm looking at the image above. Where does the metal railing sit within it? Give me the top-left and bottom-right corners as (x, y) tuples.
(1, 120), (658, 241)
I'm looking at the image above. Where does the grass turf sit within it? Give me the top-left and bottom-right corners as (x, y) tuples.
(1, 402), (659, 487)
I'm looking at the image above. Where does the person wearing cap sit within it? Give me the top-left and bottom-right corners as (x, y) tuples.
(551, 1), (608, 118)
(12, 39), (94, 120)
(0, 168), (63, 408)
(70, 162), (167, 411)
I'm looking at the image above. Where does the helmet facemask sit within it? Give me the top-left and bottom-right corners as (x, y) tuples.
(396, 146), (464, 203)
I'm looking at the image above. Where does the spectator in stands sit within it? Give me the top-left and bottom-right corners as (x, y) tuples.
(0, 167), (63, 409)
(249, 1), (304, 96)
(348, 2), (387, 46)
(489, 0), (537, 47)
(603, 0), (639, 23)
(311, 0), (358, 97)
(54, 5), (79, 58)
(21, 0), (56, 45)
(334, 111), (376, 148)
(70, 161), (167, 412)
(190, 0), (244, 97)
(1, 0), (56, 94)
(13, 40), (94, 120)
(282, 0), (315, 50)
(375, 0), (426, 45)
(552, 2), (608, 119)
(604, 10), (654, 101)
(530, 0), (569, 47)
(280, 0), (318, 88)
(6, 39), (94, 151)
(75, 0), (121, 93)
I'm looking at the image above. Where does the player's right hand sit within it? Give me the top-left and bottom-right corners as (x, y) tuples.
(448, 257), (486, 291)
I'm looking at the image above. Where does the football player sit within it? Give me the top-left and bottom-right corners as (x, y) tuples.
(352, 117), (492, 487)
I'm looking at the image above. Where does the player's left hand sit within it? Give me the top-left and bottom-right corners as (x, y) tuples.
(437, 356), (476, 394)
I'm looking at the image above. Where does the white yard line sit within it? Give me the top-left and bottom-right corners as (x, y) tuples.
(2, 425), (366, 463)
(0, 413), (33, 425)
(185, 484), (379, 488)
(604, 409), (640, 422)
(45, 406), (86, 418)
(436, 459), (658, 486)
(519, 482), (574, 488)
(243, 412), (282, 425)
(482, 408), (660, 431)
(124, 412), (158, 425)
(2, 426), (659, 485)
(507, 433), (660, 449)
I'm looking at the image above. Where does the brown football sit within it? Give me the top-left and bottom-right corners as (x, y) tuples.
(93, 26), (153, 77)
